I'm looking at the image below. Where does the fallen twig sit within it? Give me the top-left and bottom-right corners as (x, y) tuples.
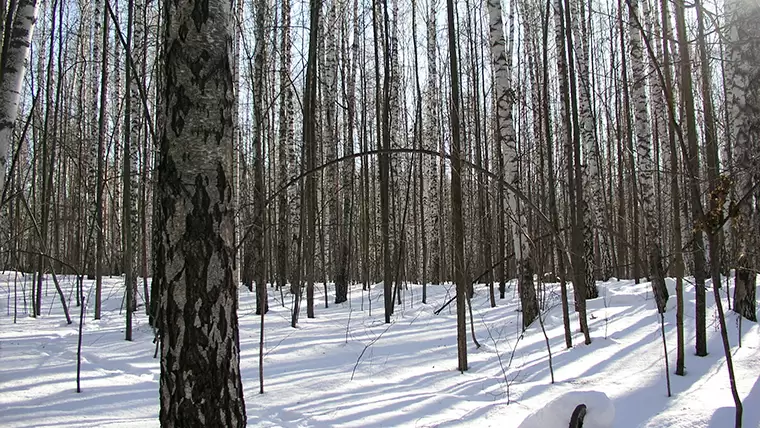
(350, 321), (394, 380)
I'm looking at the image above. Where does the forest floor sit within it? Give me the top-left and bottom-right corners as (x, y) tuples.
(0, 271), (758, 427)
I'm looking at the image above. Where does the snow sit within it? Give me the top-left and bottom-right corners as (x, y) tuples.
(517, 390), (614, 428)
(0, 271), (759, 427)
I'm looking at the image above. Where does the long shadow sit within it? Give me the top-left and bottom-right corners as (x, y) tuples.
(501, 304), (659, 404)
(609, 379), (671, 427)
(1, 383), (157, 427)
(708, 369), (760, 428)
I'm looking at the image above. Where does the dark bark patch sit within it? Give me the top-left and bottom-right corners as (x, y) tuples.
(171, 84), (191, 137)
(216, 161), (228, 203)
(178, 23), (189, 42)
(191, 0), (209, 32)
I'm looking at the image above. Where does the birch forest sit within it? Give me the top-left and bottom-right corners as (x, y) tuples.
(0, 0), (758, 424)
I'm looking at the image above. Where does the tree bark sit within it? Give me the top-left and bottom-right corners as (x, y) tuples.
(627, 0), (668, 313)
(727, 0), (759, 323)
(488, 0), (538, 329)
(157, 0), (246, 424)
(0, 0), (39, 199)
(424, 0), (440, 289)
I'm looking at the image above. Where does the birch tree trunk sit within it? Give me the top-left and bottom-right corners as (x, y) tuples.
(0, 0), (40, 201)
(424, 0), (441, 289)
(559, 0), (591, 343)
(695, 0), (723, 283)
(335, 0), (359, 304)
(627, 0), (667, 313)
(670, 0), (708, 354)
(94, 0), (109, 320)
(570, 0), (607, 287)
(727, 0), (759, 322)
(123, 0), (137, 340)
(487, 0), (538, 329)
(276, 0), (293, 294)
(157, 0), (246, 424)
(323, 0), (340, 302)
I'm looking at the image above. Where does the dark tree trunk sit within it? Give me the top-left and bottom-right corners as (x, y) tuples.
(446, 0), (468, 372)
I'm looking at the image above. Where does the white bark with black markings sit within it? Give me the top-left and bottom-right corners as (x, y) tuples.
(0, 0), (39, 200)
(486, 0), (538, 328)
(628, 0), (667, 313)
(157, 0), (246, 424)
(727, 0), (759, 322)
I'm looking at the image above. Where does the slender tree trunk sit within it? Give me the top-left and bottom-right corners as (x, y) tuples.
(627, 0), (668, 313)
(424, 0), (440, 289)
(304, 0), (321, 320)
(488, 0), (538, 329)
(540, 0), (571, 348)
(94, 0), (109, 321)
(445, 0), (467, 372)
(276, 0), (292, 296)
(696, 0), (723, 281)
(375, 0), (393, 323)
(570, 0), (604, 289)
(253, 0), (268, 316)
(554, 0), (588, 342)
(123, 0), (137, 341)
(658, 0), (684, 375)
(562, 0), (592, 341)
(411, 0), (427, 303)
(336, 0), (359, 304)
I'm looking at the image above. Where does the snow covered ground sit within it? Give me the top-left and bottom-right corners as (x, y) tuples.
(0, 271), (758, 427)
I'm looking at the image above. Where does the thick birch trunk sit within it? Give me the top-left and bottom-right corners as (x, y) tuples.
(727, 0), (759, 322)
(157, 0), (246, 424)
(0, 0), (39, 200)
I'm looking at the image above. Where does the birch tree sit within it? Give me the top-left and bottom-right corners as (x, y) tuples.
(94, 0), (109, 320)
(0, 0), (40, 201)
(276, 0), (293, 293)
(424, 0), (441, 291)
(335, 0), (359, 304)
(323, 0), (340, 301)
(156, 0), (246, 423)
(570, 0), (607, 286)
(627, 0), (667, 313)
(726, 0), (759, 322)
(488, 0), (538, 329)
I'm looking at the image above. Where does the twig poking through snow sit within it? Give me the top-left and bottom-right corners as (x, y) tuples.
(350, 321), (394, 381)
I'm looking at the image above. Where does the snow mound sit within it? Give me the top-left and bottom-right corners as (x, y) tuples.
(518, 390), (615, 428)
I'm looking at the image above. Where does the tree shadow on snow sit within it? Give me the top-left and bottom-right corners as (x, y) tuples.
(708, 374), (760, 428)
